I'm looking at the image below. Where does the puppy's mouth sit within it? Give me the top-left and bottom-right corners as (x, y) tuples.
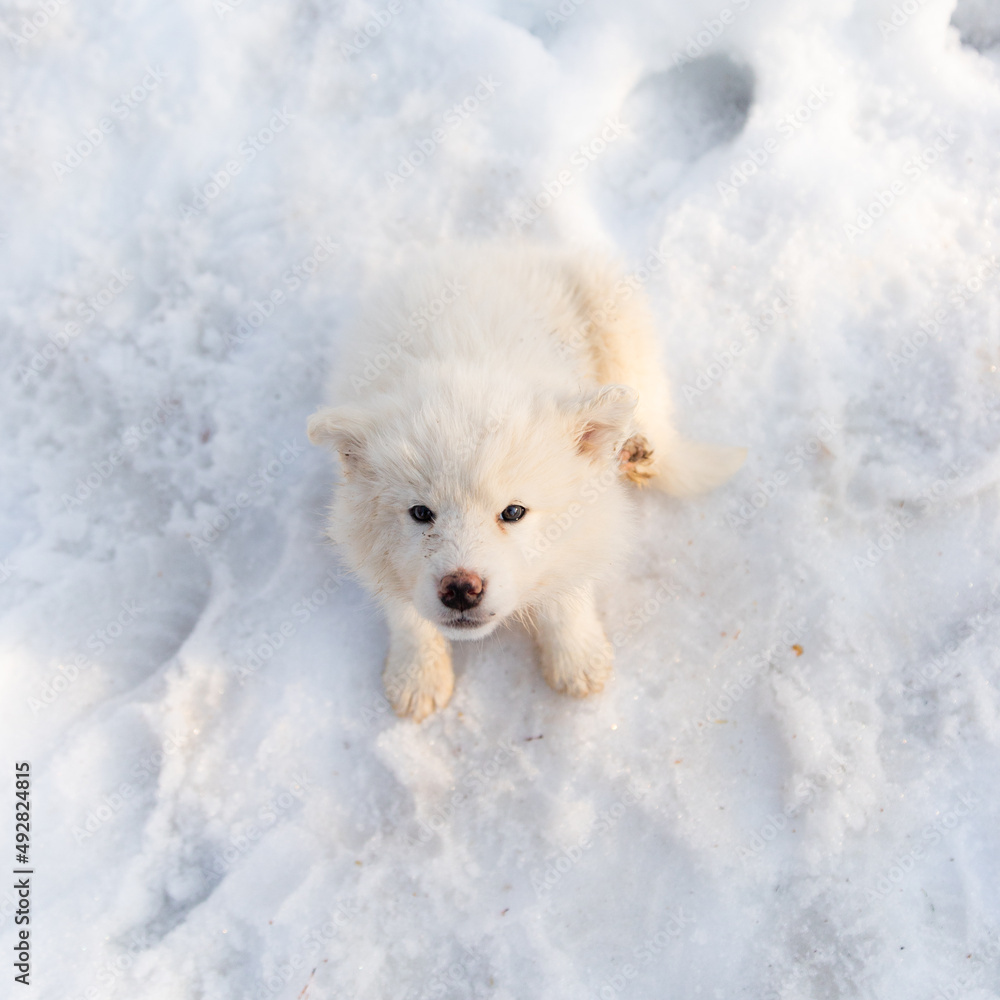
(438, 612), (499, 638)
(448, 617), (485, 628)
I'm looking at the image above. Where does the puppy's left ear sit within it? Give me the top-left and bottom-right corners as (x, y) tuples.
(307, 405), (372, 476)
(574, 384), (638, 461)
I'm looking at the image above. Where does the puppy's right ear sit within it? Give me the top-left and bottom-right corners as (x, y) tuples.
(574, 384), (638, 462)
(307, 406), (371, 476)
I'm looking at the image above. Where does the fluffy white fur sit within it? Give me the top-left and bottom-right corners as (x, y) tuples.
(308, 244), (745, 721)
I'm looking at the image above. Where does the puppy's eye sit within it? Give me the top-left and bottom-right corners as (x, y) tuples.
(409, 505), (435, 523)
(500, 504), (526, 523)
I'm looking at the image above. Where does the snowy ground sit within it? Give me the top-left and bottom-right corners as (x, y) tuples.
(2, 0), (1000, 997)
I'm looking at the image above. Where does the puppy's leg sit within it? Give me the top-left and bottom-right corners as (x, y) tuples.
(382, 603), (454, 722)
(535, 585), (614, 697)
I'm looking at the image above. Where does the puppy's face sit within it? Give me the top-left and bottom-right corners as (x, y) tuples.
(309, 369), (635, 638)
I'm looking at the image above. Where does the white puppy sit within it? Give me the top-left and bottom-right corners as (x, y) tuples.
(308, 244), (744, 721)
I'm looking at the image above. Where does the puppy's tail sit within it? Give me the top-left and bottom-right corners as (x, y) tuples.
(646, 435), (747, 497)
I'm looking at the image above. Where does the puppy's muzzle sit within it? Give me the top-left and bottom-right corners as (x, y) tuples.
(438, 570), (485, 611)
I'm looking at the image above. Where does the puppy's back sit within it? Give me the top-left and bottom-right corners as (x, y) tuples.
(333, 244), (612, 403)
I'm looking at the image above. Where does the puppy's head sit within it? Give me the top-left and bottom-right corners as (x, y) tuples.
(308, 366), (636, 639)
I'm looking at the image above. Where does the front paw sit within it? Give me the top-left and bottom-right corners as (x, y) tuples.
(383, 638), (454, 722)
(540, 632), (614, 698)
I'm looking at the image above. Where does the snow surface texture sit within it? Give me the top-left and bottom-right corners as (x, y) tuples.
(2, 0), (1000, 997)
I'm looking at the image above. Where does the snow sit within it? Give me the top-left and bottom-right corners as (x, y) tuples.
(2, 0), (1000, 997)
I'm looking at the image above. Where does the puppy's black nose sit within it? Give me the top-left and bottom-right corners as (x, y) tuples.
(438, 571), (485, 611)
